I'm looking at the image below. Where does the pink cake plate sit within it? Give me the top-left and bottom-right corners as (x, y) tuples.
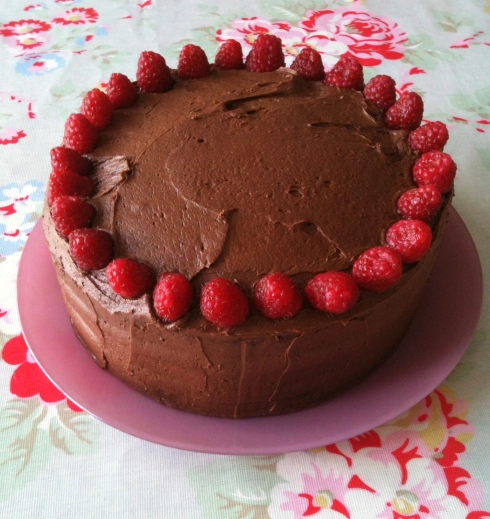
(18, 208), (483, 455)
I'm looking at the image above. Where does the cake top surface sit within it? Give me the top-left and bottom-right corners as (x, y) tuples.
(89, 68), (415, 286)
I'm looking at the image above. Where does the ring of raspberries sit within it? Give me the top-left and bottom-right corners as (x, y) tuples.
(49, 38), (455, 329)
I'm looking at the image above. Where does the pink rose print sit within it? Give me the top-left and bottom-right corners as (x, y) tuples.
(2, 335), (82, 412)
(383, 389), (475, 475)
(0, 19), (51, 37)
(217, 5), (406, 70)
(216, 17), (344, 66)
(217, 17), (305, 51)
(269, 451), (385, 518)
(356, 439), (470, 518)
(299, 6), (406, 66)
(313, 389), (490, 518)
(52, 7), (99, 25)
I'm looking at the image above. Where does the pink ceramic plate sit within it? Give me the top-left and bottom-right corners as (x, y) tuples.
(18, 208), (482, 455)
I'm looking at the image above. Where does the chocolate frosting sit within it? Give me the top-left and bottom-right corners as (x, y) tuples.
(90, 69), (415, 286)
(43, 68), (451, 418)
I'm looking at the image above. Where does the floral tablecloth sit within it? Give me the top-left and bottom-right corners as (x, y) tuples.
(1, 1), (490, 517)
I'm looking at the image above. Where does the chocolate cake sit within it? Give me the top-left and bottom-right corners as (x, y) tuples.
(43, 44), (454, 418)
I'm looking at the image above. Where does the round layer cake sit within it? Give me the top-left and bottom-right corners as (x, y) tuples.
(43, 62), (452, 418)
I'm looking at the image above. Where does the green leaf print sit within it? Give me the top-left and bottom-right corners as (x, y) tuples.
(402, 34), (463, 71)
(258, 0), (328, 23)
(474, 86), (490, 108)
(90, 46), (133, 70)
(432, 10), (474, 33)
(449, 87), (490, 119)
(188, 456), (284, 519)
(0, 400), (50, 502)
(477, 149), (490, 172)
(49, 402), (100, 455)
(0, 399), (101, 502)
(50, 80), (77, 100)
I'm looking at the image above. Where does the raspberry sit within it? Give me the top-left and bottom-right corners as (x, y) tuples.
(200, 278), (249, 328)
(136, 51), (173, 93)
(68, 228), (114, 271)
(352, 246), (402, 292)
(245, 34), (285, 73)
(50, 146), (91, 176)
(178, 44), (210, 80)
(397, 185), (442, 221)
(80, 88), (113, 130)
(385, 92), (424, 130)
(386, 220), (432, 264)
(253, 272), (302, 319)
(215, 39), (244, 70)
(47, 170), (93, 206)
(107, 73), (137, 109)
(412, 151), (456, 194)
(63, 113), (98, 154)
(290, 47), (325, 81)
(153, 273), (193, 322)
(324, 53), (364, 90)
(409, 121), (449, 154)
(51, 196), (95, 239)
(106, 258), (154, 299)
(305, 271), (359, 315)
(363, 75), (396, 112)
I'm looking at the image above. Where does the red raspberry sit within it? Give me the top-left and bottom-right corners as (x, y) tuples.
(352, 246), (402, 292)
(107, 73), (137, 109)
(253, 272), (302, 319)
(50, 146), (91, 176)
(200, 278), (249, 328)
(409, 121), (449, 154)
(153, 273), (193, 323)
(215, 39), (244, 70)
(290, 48), (325, 81)
(363, 75), (396, 112)
(51, 196), (95, 239)
(63, 113), (98, 154)
(386, 220), (432, 264)
(305, 271), (359, 315)
(245, 34), (285, 73)
(397, 185), (442, 221)
(136, 51), (173, 93)
(69, 228), (114, 271)
(178, 44), (210, 80)
(80, 88), (113, 130)
(106, 258), (154, 299)
(385, 92), (424, 130)
(47, 170), (93, 206)
(324, 53), (364, 90)
(412, 151), (456, 194)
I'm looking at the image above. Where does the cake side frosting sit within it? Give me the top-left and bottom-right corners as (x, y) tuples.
(43, 194), (450, 417)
